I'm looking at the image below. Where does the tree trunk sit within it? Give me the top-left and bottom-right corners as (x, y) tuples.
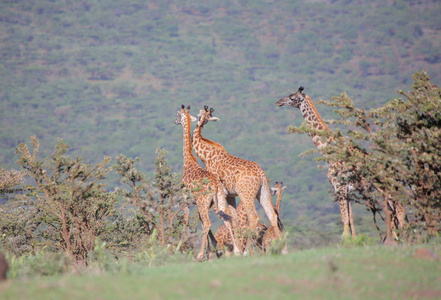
(159, 209), (166, 247)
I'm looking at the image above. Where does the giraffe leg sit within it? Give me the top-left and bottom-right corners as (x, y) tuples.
(329, 171), (354, 239)
(348, 200), (356, 237)
(240, 198), (259, 255)
(197, 203), (211, 261)
(217, 190), (242, 256)
(339, 197), (351, 239)
(388, 198), (407, 241)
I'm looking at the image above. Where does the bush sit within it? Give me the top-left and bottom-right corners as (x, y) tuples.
(113, 149), (198, 255)
(1, 136), (117, 265)
(6, 250), (70, 279)
(339, 235), (378, 248)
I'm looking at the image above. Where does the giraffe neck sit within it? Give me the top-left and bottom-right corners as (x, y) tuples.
(276, 186), (282, 213)
(192, 124), (227, 171)
(299, 95), (330, 150)
(182, 114), (198, 170)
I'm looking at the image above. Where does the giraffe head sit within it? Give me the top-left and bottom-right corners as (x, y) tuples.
(197, 105), (219, 128)
(270, 181), (286, 196)
(276, 86), (306, 109)
(175, 104), (197, 125)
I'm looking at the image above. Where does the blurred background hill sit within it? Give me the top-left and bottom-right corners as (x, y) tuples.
(1, 0), (440, 246)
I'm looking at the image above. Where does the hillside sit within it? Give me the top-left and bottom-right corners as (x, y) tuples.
(1, 0), (441, 244)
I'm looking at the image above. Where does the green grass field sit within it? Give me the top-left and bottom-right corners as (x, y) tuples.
(1, 245), (440, 300)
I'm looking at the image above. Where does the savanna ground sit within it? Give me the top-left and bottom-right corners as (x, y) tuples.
(1, 244), (440, 300)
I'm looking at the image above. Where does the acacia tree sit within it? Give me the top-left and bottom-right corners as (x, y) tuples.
(114, 149), (197, 253)
(316, 71), (441, 241)
(4, 136), (116, 264)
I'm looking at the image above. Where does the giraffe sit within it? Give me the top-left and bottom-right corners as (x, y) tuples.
(192, 106), (283, 252)
(276, 87), (408, 241)
(214, 203), (245, 255)
(262, 182), (287, 251)
(174, 105), (240, 260)
(276, 87), (356, 238)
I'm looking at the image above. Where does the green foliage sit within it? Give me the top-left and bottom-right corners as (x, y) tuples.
(1, 143), (200, 277)
(113, 149), (198, 254)
(1, 0), (441, 249)
(0, 167), (25, 194)
(135, 229), (194, 268)
(314, 71), (441, 241)
(339, 235), (378, 248)
(265, 231), (288, 255)
(6, 250), (70, 279)
(1, 136), (116, 264)
(87, 239), (130, 274)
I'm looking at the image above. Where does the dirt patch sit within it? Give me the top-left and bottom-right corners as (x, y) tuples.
(276, 276), (295, 286)
(414, 248), (439, 261)
(408, 289), (441, 299)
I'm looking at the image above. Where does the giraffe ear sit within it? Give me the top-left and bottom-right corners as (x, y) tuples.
(207, 116), (219, 122)
(189, 115), (198, 122)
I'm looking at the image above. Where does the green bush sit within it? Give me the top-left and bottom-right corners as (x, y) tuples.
(6, 250), (70, 279)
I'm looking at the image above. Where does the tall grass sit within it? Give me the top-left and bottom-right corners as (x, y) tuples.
(2, 244), (440, 300)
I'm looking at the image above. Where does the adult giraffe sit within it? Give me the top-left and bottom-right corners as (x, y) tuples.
(174, 105), (240, 260)
(192, 106), (284, 252)
(276, 87), (356, 238)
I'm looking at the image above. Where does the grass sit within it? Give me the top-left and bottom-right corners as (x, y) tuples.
(1, 245), (440, 300)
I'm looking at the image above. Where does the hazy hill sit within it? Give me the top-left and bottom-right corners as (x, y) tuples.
(1, 0), (440, 244)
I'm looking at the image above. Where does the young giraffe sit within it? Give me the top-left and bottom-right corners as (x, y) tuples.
(214, 203), (245, 255)
(174, 105), (240, 260)
(215, 181), (286, 254)
(262, 182), (287, 251)
(192, 106), (283, 252)
(214, 205), (268, 255)
(276, 87), (356, 238)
